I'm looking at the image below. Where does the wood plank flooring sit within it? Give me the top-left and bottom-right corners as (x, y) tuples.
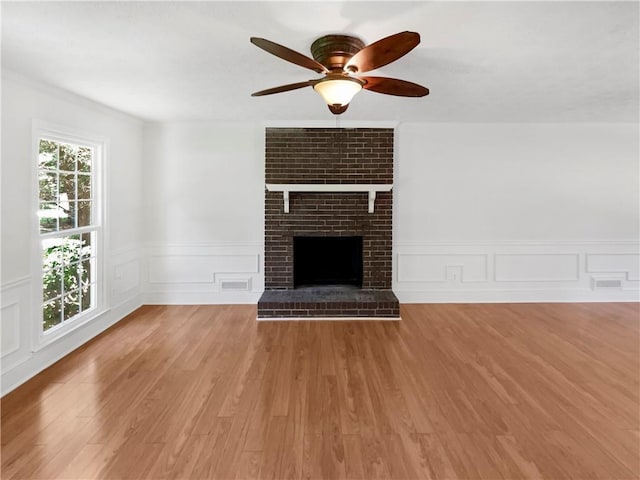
(1, 303), (638, 479)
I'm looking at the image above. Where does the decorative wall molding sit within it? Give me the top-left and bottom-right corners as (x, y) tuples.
(586, 253), (640, 281)
(397, 253), (488, 283)
(1, 303), (20, 357)
(494, 253), (580, 282)
(148, 254), (259, 284)
(143, 241), (263, 249)
(393, 240), (640, 303)
(395, 289), (638, 303)
(111, 246), (142, 302)
(144, 290), (261, 305)
(395, 240), (640, 247)
(1, 277), (32, 374)
(142, 242), (264, 304)
(0, 275), (32, 291)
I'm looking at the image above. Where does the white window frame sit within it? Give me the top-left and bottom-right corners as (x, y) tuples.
(31, 120), (109, 350)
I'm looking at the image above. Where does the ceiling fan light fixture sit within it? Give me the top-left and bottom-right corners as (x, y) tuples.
(250, 32), (428, 115)
(313, 77), (362, 110)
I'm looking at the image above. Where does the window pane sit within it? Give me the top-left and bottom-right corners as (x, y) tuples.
(63, 236), (82, 292)
(39, 171), (57, 201)
(39, 202), (59, 233)
(42, 235), (81, 267)
(78, 147), (92, 173)
(63, 291), (80, 321)
(59, 173), (76, 198)
(78, 201), (92, 227)
(80, 258), (92, 286)
(78, 174), (91, 199)
(43, 267), (62, 302)
(42, 238), (63, 269)
(43, 298), (62, 331)
(66, 234), (81, 243)
(80, 282), (93, 312)
(42, 268), (62, 302)
(81, 232), (93, 258)
(63, 262), (81, 292)
(39, 140), (58, 170)
(59, 143), (78, 171)
(59, 201), (75, 230)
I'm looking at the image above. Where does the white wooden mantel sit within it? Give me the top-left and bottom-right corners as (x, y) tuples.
(265, 184), (393, 214)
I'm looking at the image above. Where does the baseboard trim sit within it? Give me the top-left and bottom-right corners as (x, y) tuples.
(395, 289), (640, 304)
(144, 291), (262, 305)
(257, 316), (401, 322)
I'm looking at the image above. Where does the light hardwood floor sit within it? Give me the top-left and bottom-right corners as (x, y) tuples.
(1, 303), (638, 479)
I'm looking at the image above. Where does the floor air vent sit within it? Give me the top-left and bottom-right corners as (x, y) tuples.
(592, 278), (622, 289)
(220, 278), (251, 291)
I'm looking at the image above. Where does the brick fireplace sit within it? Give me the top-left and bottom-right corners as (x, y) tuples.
(257, 127), (400, 319)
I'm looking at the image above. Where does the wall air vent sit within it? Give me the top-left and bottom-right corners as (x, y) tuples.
(591, 278), (622, 290)
(220, 278), (252, 291)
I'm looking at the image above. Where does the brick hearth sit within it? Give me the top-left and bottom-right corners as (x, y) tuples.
(259, 287), (399, 319)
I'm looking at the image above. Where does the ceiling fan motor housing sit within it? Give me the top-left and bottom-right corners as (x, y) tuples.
(310, 35), (365, 71)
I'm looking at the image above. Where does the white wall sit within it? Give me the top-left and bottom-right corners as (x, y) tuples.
(141, 120), (639, 304)
(1, 72), (144, 394)
(394, 122), (639, 301)
(141, 122), (264, 303)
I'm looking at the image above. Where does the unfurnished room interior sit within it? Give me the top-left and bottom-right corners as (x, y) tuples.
(1, 1), (639, 479)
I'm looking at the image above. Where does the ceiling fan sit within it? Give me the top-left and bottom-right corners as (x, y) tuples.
(250, 31), (429, 115)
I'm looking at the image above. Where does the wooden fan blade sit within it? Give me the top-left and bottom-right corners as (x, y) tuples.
(251, 37), (328, 73)
(345, 31), (420, 73)
(361, 76), (429, 97)
(251, 81), (313, 97)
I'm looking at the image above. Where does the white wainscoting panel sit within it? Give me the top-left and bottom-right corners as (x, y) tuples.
(111, 246), (141, 304)
(143, 243), (263, 304)
(1, 277), (31, 373)
(394, 241), (640, 303)
(149, 254), (258, 284)
(397, 254), (488, 283)
(586, 253), (640, 281)
(495, 254), (579, 282)
(1, 303), (20, 357)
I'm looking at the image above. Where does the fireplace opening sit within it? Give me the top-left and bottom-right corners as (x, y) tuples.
(294, 236), (363, 288)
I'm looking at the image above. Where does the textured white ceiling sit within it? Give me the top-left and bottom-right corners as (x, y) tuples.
(2, 1), (638, 123)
